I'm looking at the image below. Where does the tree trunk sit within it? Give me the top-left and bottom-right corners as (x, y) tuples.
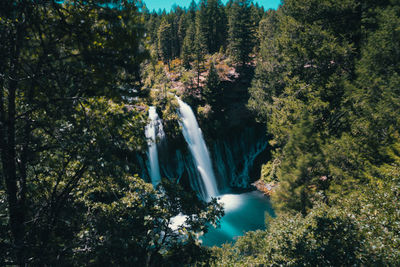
(4, 79), (26, 266)
(1, 22), (26, 266)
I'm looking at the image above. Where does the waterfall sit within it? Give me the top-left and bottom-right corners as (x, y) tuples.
(145, 106), (164, 186)
(176, 98), (218, 201)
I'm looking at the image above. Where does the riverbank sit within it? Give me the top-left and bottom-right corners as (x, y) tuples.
(252, 179), (278, 196)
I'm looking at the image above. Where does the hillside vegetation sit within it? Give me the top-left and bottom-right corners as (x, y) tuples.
(1, 0), (399, 266)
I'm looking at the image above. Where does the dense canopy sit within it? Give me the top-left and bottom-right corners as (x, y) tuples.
(1, 0), (399, 265)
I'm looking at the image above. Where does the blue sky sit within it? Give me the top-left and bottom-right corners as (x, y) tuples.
(144, 0), (281, 12)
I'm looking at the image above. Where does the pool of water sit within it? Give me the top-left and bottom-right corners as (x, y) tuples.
(200, 190), (274, 247)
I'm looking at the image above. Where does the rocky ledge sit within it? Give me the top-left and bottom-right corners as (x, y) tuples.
(252, 179), (278, 196)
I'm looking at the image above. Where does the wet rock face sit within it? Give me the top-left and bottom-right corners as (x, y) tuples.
(139, 71), (269, 194)
(210, 126), (269, 189)
(140, 124), (269, 194)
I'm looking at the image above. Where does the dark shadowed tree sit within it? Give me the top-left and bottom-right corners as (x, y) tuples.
(227, 0), (253, 66)
(158, 17), (173, 68)
(194, 14), (207, 88)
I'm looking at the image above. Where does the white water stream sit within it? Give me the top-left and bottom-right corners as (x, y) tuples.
(145, 106), (164, 186)
(176, 97), (219, 201)
(145, 100), (272, 247)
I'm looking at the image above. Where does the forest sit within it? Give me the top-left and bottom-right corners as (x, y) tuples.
(1, 0), (399, 266)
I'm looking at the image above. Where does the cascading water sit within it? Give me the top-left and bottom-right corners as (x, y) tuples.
(140, 101), (273, 247)
(157, 125), (268, 191)
(176, 97), (218, 201)
(145, 106), (164, 186)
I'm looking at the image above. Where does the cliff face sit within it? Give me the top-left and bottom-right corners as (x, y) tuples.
(138, 66), (269, 193)
(210, 126), (269, 190)
(138, 124), (269, 193)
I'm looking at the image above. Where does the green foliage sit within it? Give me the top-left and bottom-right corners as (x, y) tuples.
(203, 62), (222, 107)
(0, 1), (224, 265)
(213, 203), (363, 266)
(159, 95), (181, 141)
(0, 1), (148, 263)
(227, 0), (254, 66)
(201, 0), (228, 53)
(181, 23), (195, 69)
(260, 158), (280, 184)
(142, 61), (171, 96)
(249, 0), (400, 214)
(213, 179), (400, 266)
(224, 0), (400, 265)
(271, 115), (326, 214)
(145, 0), (264, 71)
(76, 176), (223, 266)
(2, 0), (398, 265)
(158, 17), (173, 67)
(338, 181), (400, 264)
(194, 14), (208, 87)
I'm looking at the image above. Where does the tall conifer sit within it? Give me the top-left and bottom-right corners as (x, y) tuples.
(157, 17), (172, 68)
(207, 0), (228, 53)
(227, 0), (253, 66)
(194, 14), (207, 87)
(181, 23), (195, 69)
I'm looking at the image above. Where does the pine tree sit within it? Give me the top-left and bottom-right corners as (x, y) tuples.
(196, 0), (210, 52)
(169, 6), (184, 58)
(147, 13), (160, 48)
(157, 17), (172, 68)
(271, 115), (325, 215)
(194, 14), (207, 88)
(203, 62), (222, 106)
(188, 0), (198, 22)
(177, 14), (188, 56)
(207, 0), (228, 53)
(181, 23), (195, 69)
(227, 0), (253, 66)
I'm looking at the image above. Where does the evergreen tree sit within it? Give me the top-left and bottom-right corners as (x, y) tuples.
(0, 0), (148, 263)
(203, 62), (222, 106)
(248, 0), (364, 214)
(249, 2), (265, 51)
(169, 6), (184, 58)
(248, 0), (400, 217)
(271, 115), (325, 215)
(177, 14), (188, 56)
(206, 0), (228, 53)
(188, 0), (198, 22)
(0, 1), (224, 265)
(181, 23), (195, 69)
(147, 13), (161, 49)
(157, 17), (173, 68)
(194, 14), (207, 87)
(227, 0), (253, 66)
(195, 0), (211, 53)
